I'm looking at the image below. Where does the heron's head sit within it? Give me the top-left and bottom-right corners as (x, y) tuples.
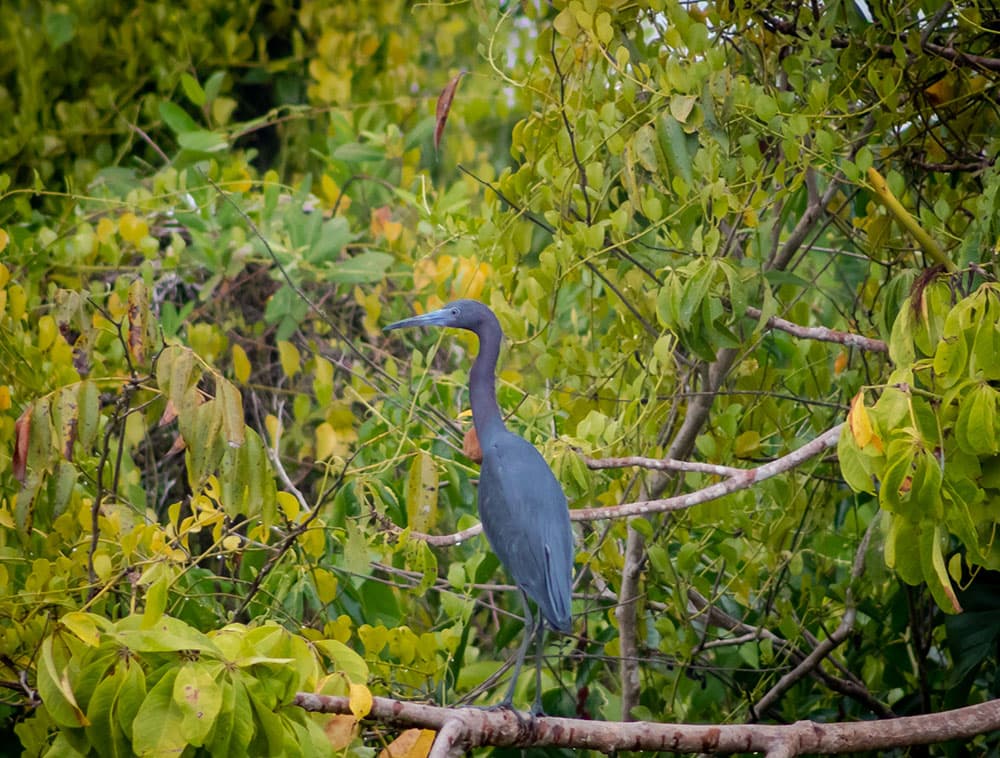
(384, 299), (495, 334)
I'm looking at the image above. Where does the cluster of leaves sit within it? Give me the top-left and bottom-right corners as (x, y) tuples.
(841, 278), (1000, 612)
(18, 610), (369, 756)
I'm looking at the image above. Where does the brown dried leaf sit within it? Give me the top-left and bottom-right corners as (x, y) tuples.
(127, 279), (149, 365)
(13, 407), (31, 484)
(166, 433), (187, 456)
(379, 728), (436, 758)
(434, 71), (466, 153)
(159, 398), (179, 427)
(323, 714), (357, 750)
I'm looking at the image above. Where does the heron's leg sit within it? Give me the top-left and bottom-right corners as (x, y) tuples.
(529, 620), (547, 716)
(499, 590), (536, 708)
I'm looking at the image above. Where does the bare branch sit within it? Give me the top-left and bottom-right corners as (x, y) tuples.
(294, 692), (1000, 755)
(581, 452), (746, 477)
(745, 306), (888, 353)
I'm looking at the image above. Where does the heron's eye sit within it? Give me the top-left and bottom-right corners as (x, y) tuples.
(451, 308), (459, 316)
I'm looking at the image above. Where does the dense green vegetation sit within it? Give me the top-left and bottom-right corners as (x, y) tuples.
(2, 0), (999, 754)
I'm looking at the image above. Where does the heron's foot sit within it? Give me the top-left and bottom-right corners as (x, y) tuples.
(467, 700), (533, 728)
(529, 699), (547, 718)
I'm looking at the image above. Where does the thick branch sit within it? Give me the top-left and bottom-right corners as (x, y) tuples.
(294, 693), (1000, 755)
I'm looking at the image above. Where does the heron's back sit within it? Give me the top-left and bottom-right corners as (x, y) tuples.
(477, 430), (573, 631)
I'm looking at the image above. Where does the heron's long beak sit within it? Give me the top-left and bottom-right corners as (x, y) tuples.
(384, 308), (451, 332)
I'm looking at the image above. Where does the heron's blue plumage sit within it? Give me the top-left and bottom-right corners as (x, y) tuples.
(479, 429), (573, 631)
(386, 299), (575, 710)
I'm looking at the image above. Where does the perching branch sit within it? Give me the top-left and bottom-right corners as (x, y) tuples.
(745, 306), (888, 353)
(293, 692), (1000, 757)
(402, 424), (843, 545)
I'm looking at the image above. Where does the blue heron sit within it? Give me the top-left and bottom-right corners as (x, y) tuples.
(385, 299), (574, 714)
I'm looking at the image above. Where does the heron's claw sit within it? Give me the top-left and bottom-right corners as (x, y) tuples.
(467, 700), (534, 728)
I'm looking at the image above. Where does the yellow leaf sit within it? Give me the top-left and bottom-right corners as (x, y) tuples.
(349, 682), (373, 719)
(232, 344), (251, 383)
(277, 340), (300, 379)
(315, 422), (337, 461)
(38, 315), (58, 352)
(265, 413), (281, 444)
(222, 535), (241, 551)
(276, 491), (300, 522)
(93, 553), (112, 582)
(370, 206), (402, 241)
(96, 217), (116, 244)
(312, 568), (338, 604)
(379, 729), (436, 758)
(300, 521), (326, 558)
(118, 212), (148, 245)
(847, 391), (882, 452)
(0, 385), (10, 410)
(60, 612), (102, 646)
(320, 174), (351, 213)
(228, 166), (252, 194)
(0, 227), (8, 253)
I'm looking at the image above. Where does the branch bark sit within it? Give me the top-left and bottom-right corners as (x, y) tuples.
(294, 693), (1000, 756)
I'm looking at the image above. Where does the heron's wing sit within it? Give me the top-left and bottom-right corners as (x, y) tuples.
(478, 431), (574, 631)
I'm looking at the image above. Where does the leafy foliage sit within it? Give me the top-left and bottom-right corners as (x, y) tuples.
(2, 0), (1000, 755)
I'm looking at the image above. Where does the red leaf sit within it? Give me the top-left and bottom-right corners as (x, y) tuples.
(13, 407), (31, 484)
(434, 71), (466, 153)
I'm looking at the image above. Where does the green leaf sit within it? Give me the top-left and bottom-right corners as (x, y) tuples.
(308, 217), (357, 265)
(77, 380), (100, 450)
(114, 615), (219, 654)
(920, 522), (963, 613)
(328, 250), (394, 284)
(884, 514), (922, 585)
(173, 662), (224, 746)
(837, 426), (877, 494)
(315, 639), (370, 684)
(181, 73), (206, 107)
(217, 379), (246, 448)
(44, 11), (77, 49)
(656, 114), (695, 187)
(159, 102), (199, 135)
(85, 664), (131, 758)
(141, 576), (169, 629)
(132, 668), (187, 756)
(204, 71), (227, 104)
(37, 634), (89, 728)
(177, 130), (228, 153)
(406, 450), (439, 531)
(956, 384), (999, 456)
(332, 142), (385, 163)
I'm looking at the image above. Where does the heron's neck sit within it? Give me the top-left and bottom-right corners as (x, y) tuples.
(470, 323), (505, 440)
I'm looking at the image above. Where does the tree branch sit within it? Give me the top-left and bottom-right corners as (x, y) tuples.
(293, 693), (1000, 755)
(745, 306), (888, 353)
